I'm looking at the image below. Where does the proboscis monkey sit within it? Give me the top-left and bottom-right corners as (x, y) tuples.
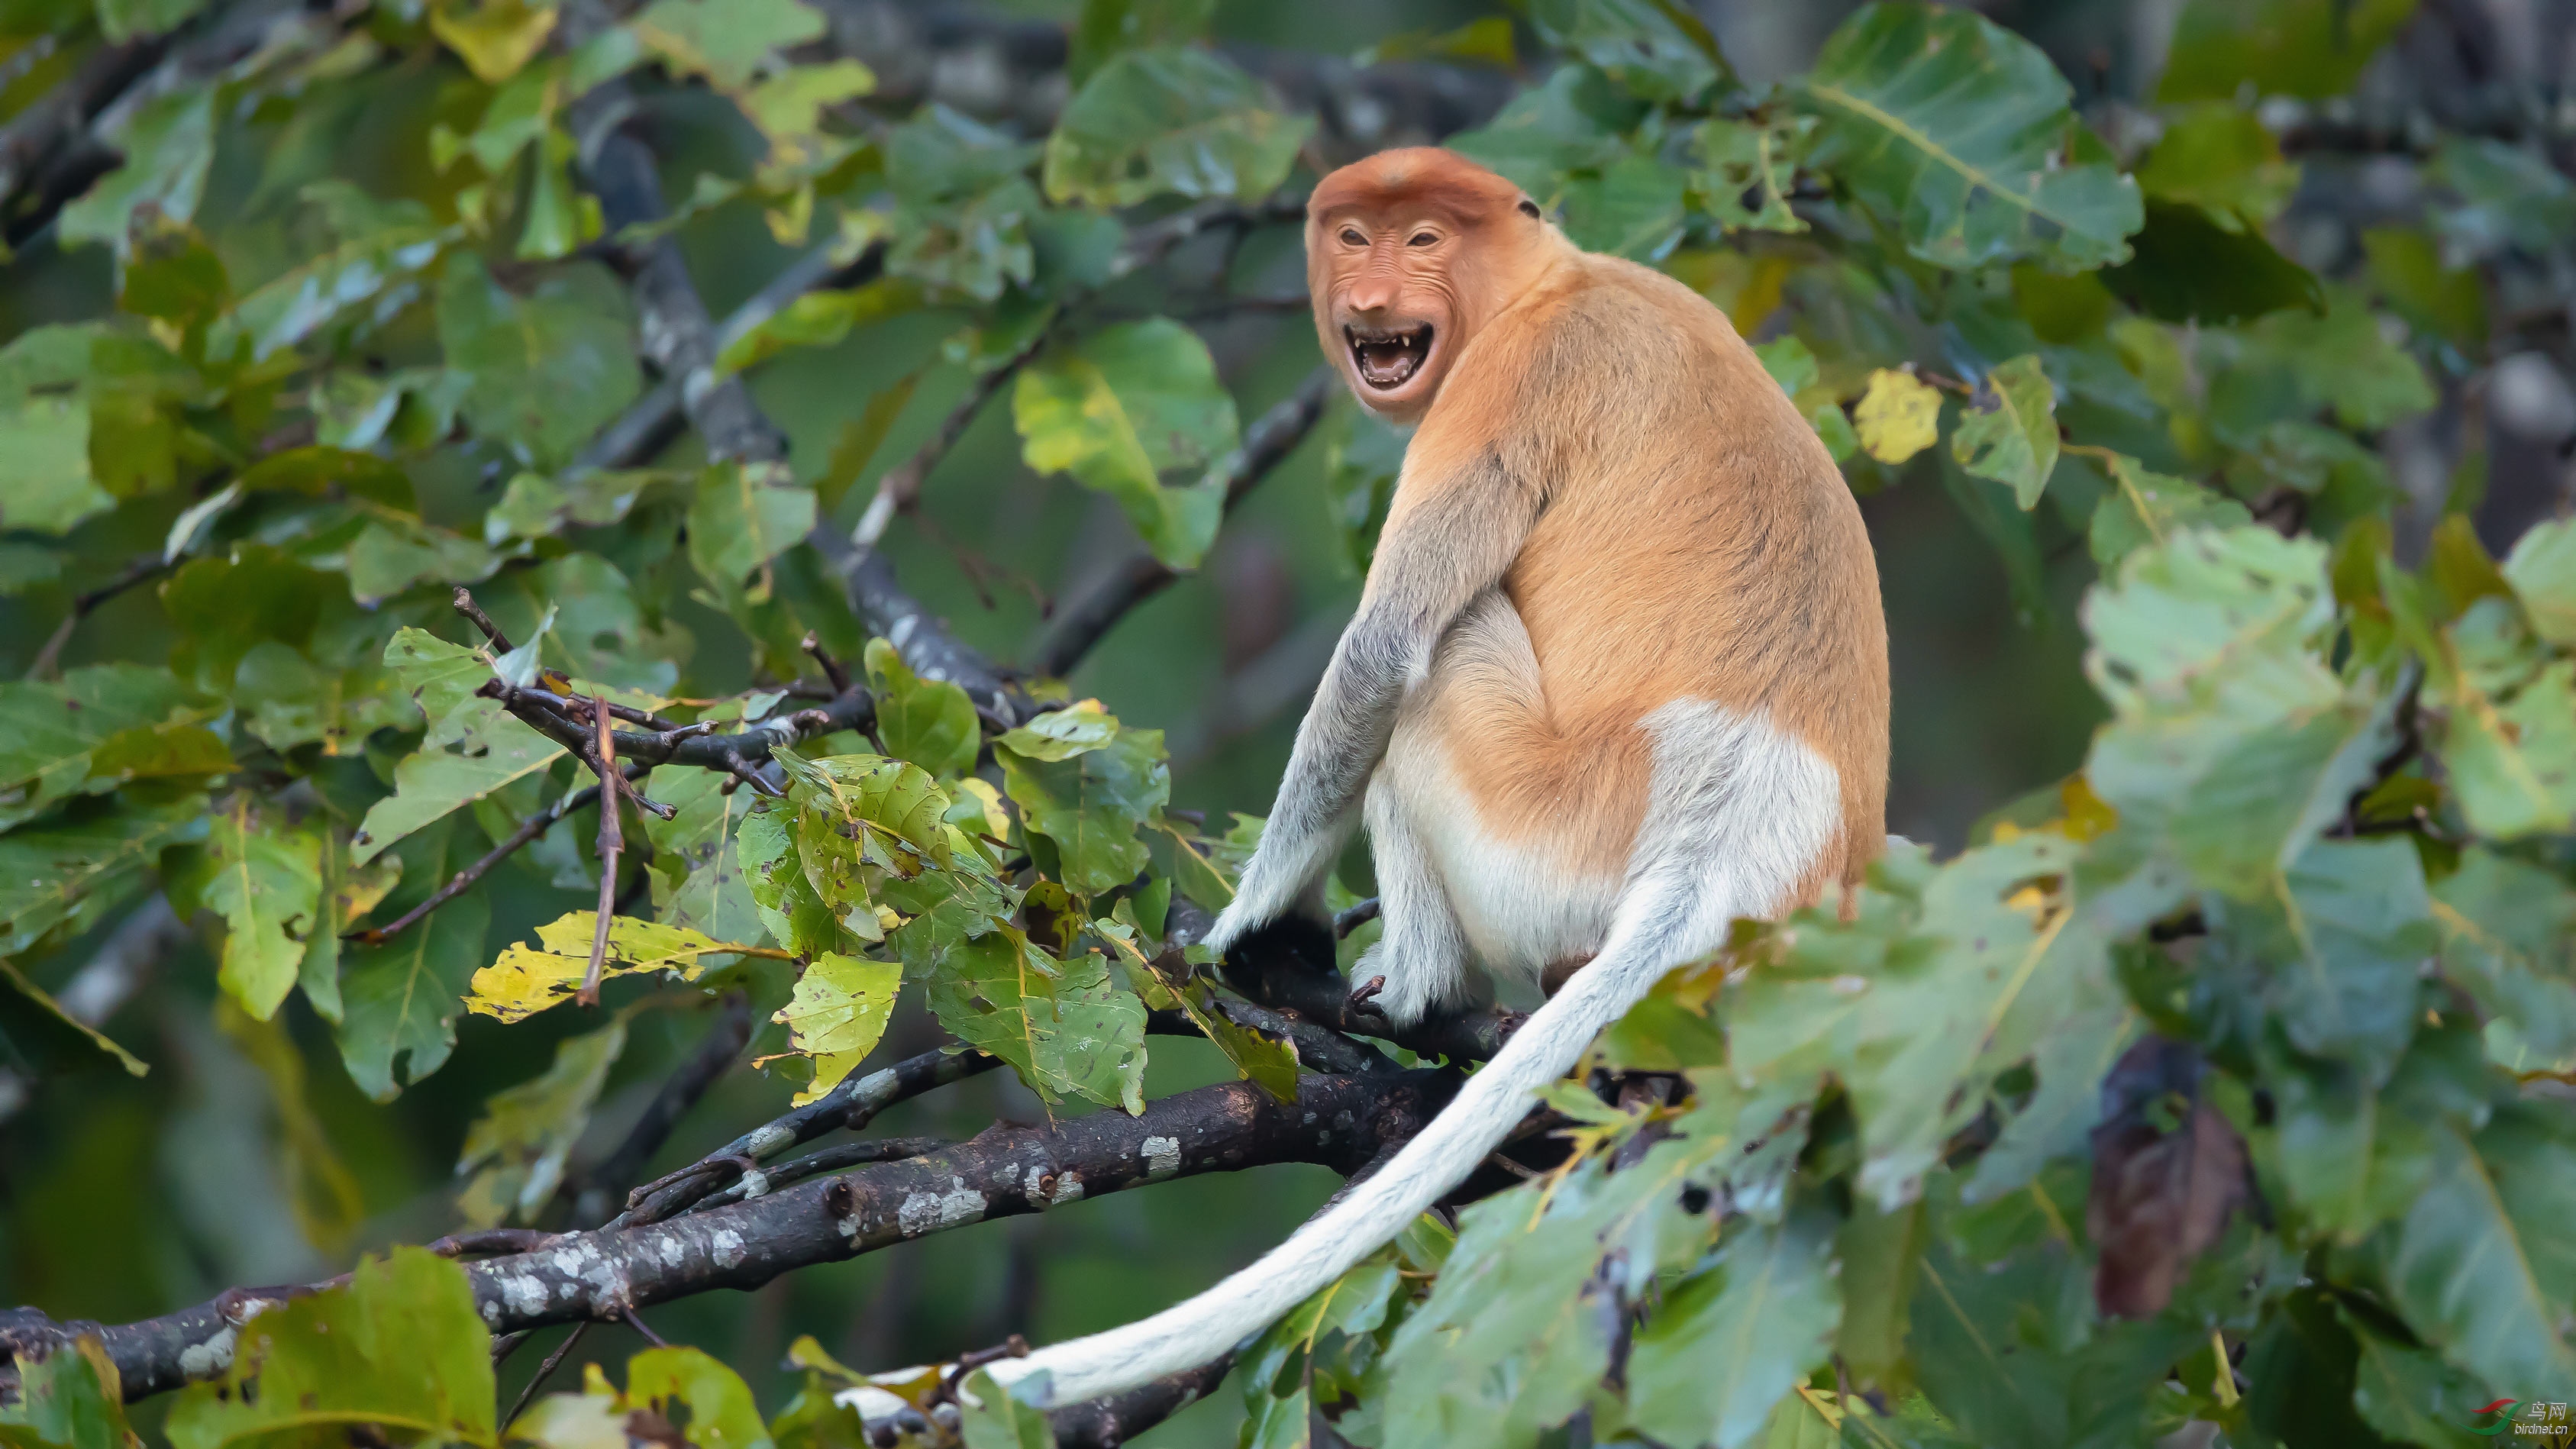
(983, 147), (1888, 1409)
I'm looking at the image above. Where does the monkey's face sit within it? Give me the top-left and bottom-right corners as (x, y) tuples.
(1315, 214), (1462, 417)
(1306, 149), (1546, 423)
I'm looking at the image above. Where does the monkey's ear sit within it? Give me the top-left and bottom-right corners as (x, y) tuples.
(1517, 197), (1541, 219)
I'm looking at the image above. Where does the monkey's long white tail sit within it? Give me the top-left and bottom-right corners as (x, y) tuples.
(980, 909), (1690, 1409)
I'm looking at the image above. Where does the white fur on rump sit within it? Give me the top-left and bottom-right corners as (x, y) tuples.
(983, 702), (1841, 1408)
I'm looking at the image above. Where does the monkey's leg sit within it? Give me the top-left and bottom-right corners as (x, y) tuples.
(1357, 772), (1475, 1026)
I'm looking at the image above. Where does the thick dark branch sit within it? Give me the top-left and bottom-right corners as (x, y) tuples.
(58, 1068), (1452, 1400)
(1048, 1351), (1238, 1449)
(578, 244), (885, 471)
(1029, 369), (1335, 680)
(805, 536), (1031, 723)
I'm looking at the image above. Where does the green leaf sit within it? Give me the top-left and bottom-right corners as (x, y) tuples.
(774, 953), (901, 1105)
(631, 0), (823, 90)
(1445, 63), (1641, 196)
(864, 638), (979, 779)
(196, 799), (325, 1021)
(772, 747), (957, 913)
(336, 825), (489, 1100)
(351, 714), (565, 866)
(457, 1018), (627, 1226)
(2270, 1019), (2489, 1243)
(58, 87), (216, 256)
(2085, 452), (2253, 572)
(712, 278), (922, 377)
(214, 218), (450, 364)
(0, 802), (202, 957)
(346, 511), (502, 605)
(958, 1368), (1056, 1449)
(2158, 0), (2420, 103)
(2500, 515), (2576, 650)
(164, 1247), (496, 1449)
(518, 552), (690, 695)
(1013, 318), (1240, 570)
(435, 255), (642, 470)
(927, 933), (1146, 1112)
(1949, 354), (2058, 508)
(1558, 153), (1687, 259)
(1326, 401), (1406, 574)
(1382, 1134), (1729, 1449)
(996, 702), (1167, 895)
(2100, 198), (2326, 325)
(689, 460), (818, 595)
(2429, 137), (2576, 265)
(2240, 286), (2436, 432)
(0, 1336), (134, 1449)
(1525, 0), (1729, 105)
(1628, 1202), (1843, 1449)
(2432, 625), (2576, 841)
(2339, 1304), (2506, 1449)
(2083, 527), (2390, 896)
(0, 394), (108, 536)
(2387, 1107), (2576, 1397)
(647, 765), (765, 944)
(1041, 47), (1310, 209)
(2432, 848), (2576, 1069)
(0, 664), (218, 830)
(2134, 102), (2300, 226)
(0, 957), (150, 1080)
(96, 0), (205, 40)
(1800, 2), (2141, 272)
(430, 0), (558, 82)
(1692, 116), (1807, 234)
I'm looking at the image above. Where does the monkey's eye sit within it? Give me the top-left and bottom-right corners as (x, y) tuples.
(1339, 228), (1367, 247)
(1407, 231), (1439, 247)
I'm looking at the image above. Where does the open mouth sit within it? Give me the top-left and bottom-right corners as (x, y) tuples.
(1345, 324), (1433, 391)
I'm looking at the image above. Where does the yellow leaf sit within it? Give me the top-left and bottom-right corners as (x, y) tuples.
(1854, 368), (1941, 464)
(464, 911), (771, 1023)
(431, 0), (560, 84)
(773, 953), (901, 1104)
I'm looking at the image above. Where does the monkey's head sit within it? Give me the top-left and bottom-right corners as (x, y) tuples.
(1306, 147), (1558, 421)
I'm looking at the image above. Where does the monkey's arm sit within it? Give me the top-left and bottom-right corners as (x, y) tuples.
(1206, 450), (1541, 950)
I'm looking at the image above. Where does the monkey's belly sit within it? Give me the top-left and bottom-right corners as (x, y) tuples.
(1374, 716), (1622, 986)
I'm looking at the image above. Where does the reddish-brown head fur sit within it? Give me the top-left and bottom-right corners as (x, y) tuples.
(1306, 148), (1564, 421)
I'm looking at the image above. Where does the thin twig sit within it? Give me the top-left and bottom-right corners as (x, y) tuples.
(801, 631), (852, 693)
(347, 766), (644, 946)
(452, 586), (515, 654)
(504, 1324), (589, 1425)
(579, 699), (621, 1007)
(852, 328), (1054, 549)
(1028, 370), (1332, 679)
(617, 1305), (671, 1349)
(28, 556), (169, 679)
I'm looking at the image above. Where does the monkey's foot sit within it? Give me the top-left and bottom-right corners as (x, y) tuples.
(1348, 974), (1387, 1009)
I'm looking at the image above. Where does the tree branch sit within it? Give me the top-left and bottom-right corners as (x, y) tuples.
(1030, 369), (1335, 680)
(42, 1067), (1452, 1400)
